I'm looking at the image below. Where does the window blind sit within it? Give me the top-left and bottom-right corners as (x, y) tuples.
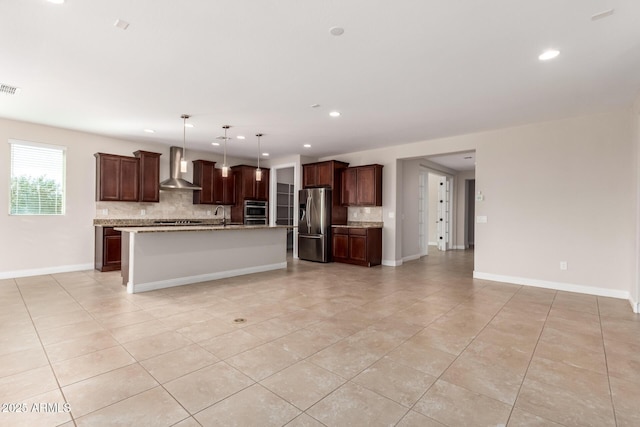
(9, 140), (66, 215)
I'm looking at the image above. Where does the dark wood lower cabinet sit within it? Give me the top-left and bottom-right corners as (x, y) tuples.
(332, 227), (382, 267)
(95, 226), (122, 272)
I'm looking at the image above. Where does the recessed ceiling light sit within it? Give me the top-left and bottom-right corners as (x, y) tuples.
(143, 129), (155, 133)
(47, 0), (64, 4)
(310, 104), (320, 108)
(184, 123), (194, 128)
(211, 142), (220, 146)
(303, 144), (311, 148)
(539, 49), (560, 61)
(237, 135), (245, 140)
(329, 27), (344, 36)
(262, 153), (269, 157)
(114, 19), (130, 30)
(329, 111), (341, 117)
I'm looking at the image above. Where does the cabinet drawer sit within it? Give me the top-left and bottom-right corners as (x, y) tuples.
(103, 227), (121, 236)
(333, 227), (349, 235)
(348, 228), (367, 236)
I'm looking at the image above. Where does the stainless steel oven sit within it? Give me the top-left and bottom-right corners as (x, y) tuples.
(244, 200), (268, 225)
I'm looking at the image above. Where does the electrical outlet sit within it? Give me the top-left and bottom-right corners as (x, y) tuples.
(560, 261), (568, 271)
(102, 208), (108, 215)
(206, 210), (212, 216)
(140, 209), (146, 216)
(364, 207), (371, 214)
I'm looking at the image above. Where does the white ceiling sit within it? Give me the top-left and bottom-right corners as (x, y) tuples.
(1, 1), (639, 160)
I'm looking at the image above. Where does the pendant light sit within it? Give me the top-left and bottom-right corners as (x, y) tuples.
(221, 125), (230, 178)
(180, 114), (190, 173)
(255, 133), (263, 182)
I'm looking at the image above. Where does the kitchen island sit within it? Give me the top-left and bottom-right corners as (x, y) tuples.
(115, 225), (290, 293)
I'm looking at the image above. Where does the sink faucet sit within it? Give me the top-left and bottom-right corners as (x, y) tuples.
(214, 205), (227, 226)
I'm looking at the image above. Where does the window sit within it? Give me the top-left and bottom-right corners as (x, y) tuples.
(9, 140), (66, 215)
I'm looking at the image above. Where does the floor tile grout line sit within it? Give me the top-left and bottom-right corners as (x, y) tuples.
(13, 275), (78, 427)
(400, 284), (529, 425)
(597, 297), (619, 427)
(503, 289), (557, 426)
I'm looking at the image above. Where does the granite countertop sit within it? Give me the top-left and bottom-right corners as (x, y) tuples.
(332, 222), (384, 229)
(114, 224), (294, 233)
(94, 218), (223, 226)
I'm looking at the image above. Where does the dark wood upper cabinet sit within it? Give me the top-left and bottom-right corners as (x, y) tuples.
(341, 168), (358, 206)
(232, 165), (269, 201)
(192, 160), (216, 204)
(302, 160), (349, 189)
(193, 160), (236, 205)
(214, 168), (235, 205)
(341, 164), (383, 206)
(255, 169), (270, 200)
(95, 153), (139, 202)
(134, 151), (161, 203)
(303, 160), (350, 225)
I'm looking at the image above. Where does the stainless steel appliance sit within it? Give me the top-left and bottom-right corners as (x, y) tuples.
(244, 200), (268, 225)
(298, 188), (332, 262)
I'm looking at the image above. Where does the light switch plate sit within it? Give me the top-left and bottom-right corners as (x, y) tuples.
(476, 215), (487, 223)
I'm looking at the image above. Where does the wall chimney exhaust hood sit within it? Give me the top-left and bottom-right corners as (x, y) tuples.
(159, 146), (202, 190)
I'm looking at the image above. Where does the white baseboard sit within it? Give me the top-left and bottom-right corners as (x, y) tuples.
(402, 254), (421, 263)
(630, 297), (640, 314)
(473, 271), (630, 300)
(0, 263), (94, 280)
(128, 262), (287, 294)
(428, 242), (438, 246)
(453, 245), (466, 250)
(382, 259), (402, 267)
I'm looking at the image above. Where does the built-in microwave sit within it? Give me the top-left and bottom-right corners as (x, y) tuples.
(244, 200), (267, 222)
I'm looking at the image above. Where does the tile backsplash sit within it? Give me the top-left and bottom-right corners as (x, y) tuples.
(95, 190), (229, 219)
(348, 207), (383, 223)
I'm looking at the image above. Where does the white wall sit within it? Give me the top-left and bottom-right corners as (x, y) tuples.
(325, 109), (636, 299)
(455, 170), (475, 249)
(401, 159), (420, 260)
(0, 118), (246, 278)
(633, 93), (640, 311)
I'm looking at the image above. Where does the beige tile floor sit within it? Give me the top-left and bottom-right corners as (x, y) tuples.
(1, 250), (639, 426)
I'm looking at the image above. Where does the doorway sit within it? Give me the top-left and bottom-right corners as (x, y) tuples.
(273, 166), (295, 252)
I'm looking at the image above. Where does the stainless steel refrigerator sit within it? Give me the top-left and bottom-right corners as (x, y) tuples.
(298, 188), (332, 262)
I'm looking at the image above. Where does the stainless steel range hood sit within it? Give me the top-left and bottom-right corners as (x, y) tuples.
(159, 146), (202, 190)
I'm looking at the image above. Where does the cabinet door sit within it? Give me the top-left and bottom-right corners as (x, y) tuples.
(136, 151), (161, 203)
(119, 157), (140, 202)
(255, 169), (269, 201)
(103, 234), (122, 267)
(198, 161), (216, 204)
(316, 162), (333, 187)
(214, 169), (236, 205)
(349, 234), (367, 262)
(332, 233), (349, 260)
(97, 155), (121, 201)
(303, 165), (316, 188)
(238, 167), (256, 200)
(356, 166), (378, 206)
(341, 168), (357, 206)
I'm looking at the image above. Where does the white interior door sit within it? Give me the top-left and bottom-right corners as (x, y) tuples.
(437, 176), (451, 251)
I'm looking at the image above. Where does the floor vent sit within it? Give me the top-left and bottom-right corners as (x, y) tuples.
(0, 84), (21, 95)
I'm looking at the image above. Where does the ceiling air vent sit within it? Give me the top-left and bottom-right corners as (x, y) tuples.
(0, 84), (21, 96)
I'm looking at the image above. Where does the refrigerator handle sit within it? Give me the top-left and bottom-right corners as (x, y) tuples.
(307, 194), (312, 229)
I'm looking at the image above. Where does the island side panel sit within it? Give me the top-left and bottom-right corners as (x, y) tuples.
(127, 228), (287, 293)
